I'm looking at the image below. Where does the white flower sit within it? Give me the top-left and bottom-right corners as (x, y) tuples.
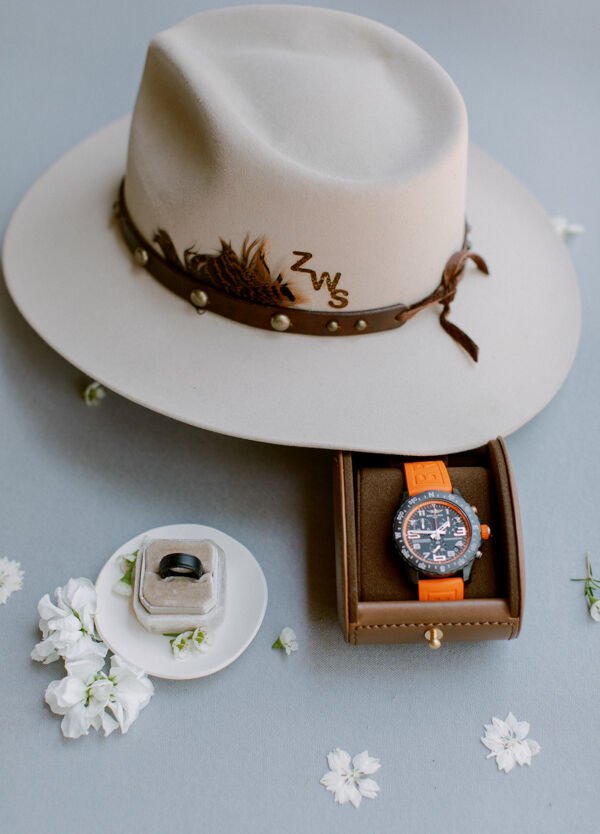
(321, 749), (381, 808)
(112, 554), (137, 597)
(31, 577), (106, 664)
(191, 627), (211, 652)
(481, 712), (541, 773)
(45, 653), (153, 739)
(590, 600), (600, 621)
(82, 381), (106, 405)
(45, 654), (117, 739)
(105, 655), (154, 734)
(170, 630), (194, 659)
(550, 216), (585, 240)
(273, 627), (298, 655)
(168, 627), (211, 659)
(0, 557), (24, 604)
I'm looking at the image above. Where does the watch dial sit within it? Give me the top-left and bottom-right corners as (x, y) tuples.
(401, 500), (470, 567)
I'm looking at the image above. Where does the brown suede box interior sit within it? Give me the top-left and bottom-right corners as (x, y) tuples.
(333, 438), (525, 646)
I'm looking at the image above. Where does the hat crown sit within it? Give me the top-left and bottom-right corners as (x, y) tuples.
(125, 5), (468, 312)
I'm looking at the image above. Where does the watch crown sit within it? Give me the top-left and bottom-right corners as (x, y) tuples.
(475, 550), (483, 559)
(472, 505), (478, 514)
(481, 524), (491, 541)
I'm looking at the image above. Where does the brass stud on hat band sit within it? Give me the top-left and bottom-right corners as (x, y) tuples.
(270, 313), (291, 332)
(326, 320), (339, 333)
(190, 289), (210, 313)
(134, 247), (149, 267)
(354, 319), (368, 331)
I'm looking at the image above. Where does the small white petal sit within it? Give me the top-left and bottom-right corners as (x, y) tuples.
(352, 750), (381, 775)
(358, 777), (380, 799)
(512, 741), (532, 767)
(101, 711), (120, 737)
(496, 748), (515, 773)
(526, 739), (541, 757)
(333, 781), (354, 805)
(45, 675), (87, 712)
(60, 705), (93, 739)
(37, 593), (65, 623)
(31, 639), (61, 664)
(327, 748), (352, 775)
(346, 782), (362, 808)
(514, 721), (530, 741)
(320, 771), (344, 793)
(491, 716), (510, 737)
(64, 646), (107, 680)
(480, 736), (502, 753)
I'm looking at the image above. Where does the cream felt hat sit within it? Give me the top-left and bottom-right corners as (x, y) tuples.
(2, 5), (580, 455)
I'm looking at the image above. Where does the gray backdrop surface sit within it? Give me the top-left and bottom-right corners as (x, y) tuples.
(1, 2), (598, 832)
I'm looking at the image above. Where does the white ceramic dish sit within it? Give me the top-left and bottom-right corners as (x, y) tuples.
(95, 523), (267, 680)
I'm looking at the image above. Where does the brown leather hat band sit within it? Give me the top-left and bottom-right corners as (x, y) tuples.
(114, 181), (488, 359)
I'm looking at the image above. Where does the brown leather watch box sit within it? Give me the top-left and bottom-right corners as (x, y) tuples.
(333, 438), (525, 647)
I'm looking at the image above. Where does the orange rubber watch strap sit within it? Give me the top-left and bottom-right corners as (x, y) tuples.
(404, 460), (452, 496)
(405, 461), (462, 601)
(418, 577), (464, 601)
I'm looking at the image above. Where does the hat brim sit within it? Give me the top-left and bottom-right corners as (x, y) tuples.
(2, 117), (580, 455)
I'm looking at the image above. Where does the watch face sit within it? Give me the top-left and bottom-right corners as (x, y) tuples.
(393, 490), (481, 578)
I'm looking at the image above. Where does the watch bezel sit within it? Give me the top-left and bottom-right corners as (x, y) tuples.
(392, 489), (481, 578)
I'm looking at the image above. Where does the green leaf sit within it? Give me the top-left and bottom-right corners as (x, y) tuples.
(119, 555), (137, 587)
(272, 637), (283, 649)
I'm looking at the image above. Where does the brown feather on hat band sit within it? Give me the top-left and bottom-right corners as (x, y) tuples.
(115, 181), (488, 361)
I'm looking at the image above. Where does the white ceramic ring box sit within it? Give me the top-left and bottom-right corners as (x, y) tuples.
(132, 538), (225, 633)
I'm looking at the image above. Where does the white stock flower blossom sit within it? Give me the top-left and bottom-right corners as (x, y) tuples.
(45, 654), (117, 739)
(272, 627), (298, 655)
(168, 627), (211, 659)
(31, 577), (106, 664)
(112, 553), (137, 597)
(191, 627), (211, 652)
(481, 712), (541, 773)
(45, 653), (154, 739)
(105, 655), (154, 733)
(321, 749), (381, 808)
(0, 557), (24, 604)
(170, 630), (194, 659)
(590, 600), (600, 621)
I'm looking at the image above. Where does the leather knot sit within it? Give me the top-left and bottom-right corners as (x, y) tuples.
(396, 245), (489, 362)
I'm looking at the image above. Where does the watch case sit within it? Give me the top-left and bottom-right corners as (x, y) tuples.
(333, 438), (525, 646)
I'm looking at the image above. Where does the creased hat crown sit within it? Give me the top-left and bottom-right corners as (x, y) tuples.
(124, 4), (468, 313)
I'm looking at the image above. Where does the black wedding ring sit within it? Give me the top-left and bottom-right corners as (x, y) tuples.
(158, 552), (204, 580)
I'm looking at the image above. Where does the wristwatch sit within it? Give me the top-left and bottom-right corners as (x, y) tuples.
(392, 460), (490, 601)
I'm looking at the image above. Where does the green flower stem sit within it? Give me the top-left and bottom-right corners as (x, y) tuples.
(571, 554), (600, 610)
